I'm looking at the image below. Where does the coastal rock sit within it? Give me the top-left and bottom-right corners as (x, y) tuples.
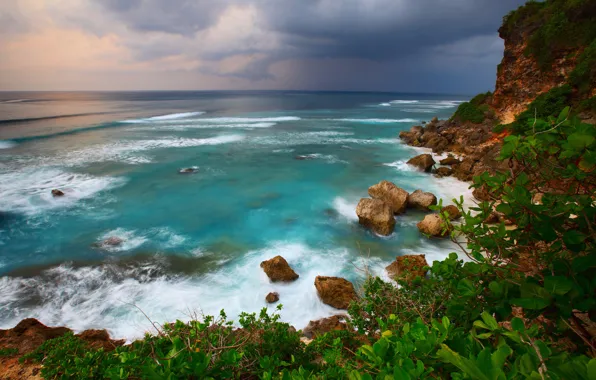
(51, 189), (65, 197)
(406, 154), (435, 172)
(368, 180), (409, 214)
(417, 214), (451, 237)
(260, 256), (299, 282)
(76, 329), (125, 351)
(407, 190), (438, 211)
(398, 125), (424, 145)
(265, 292), (280, 303)
(356, 198), (395, 236)
(452, 157), (477, 181)
(314, 276), (358, 309)
(426, 136), (450, 154)
(440, 155), (461, 166)
(103, 237), (124, 246)
(303, 315), (348, 339)
(179, 167), (199, 174)
(434, 167), (453, 178)
(386, 254), (429, 281)
(441, 205), (462, 220)
(472, 185), (491, 202)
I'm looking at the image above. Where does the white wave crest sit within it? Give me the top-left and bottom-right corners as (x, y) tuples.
(122, 112), (205, 123)
(0, 168), (126, 215)
(389, 100), (419, 104)
(0, 141), (16, 149)
(332, 197), (358, 222)
(332, 118), (418, 123)
(189, 116), (300, 123)
(383, 160), (417, 172)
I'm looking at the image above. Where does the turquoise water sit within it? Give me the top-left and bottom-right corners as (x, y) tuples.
(0, 92), (471, 339)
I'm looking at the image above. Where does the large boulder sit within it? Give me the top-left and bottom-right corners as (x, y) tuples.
(439, 155), (461, 166)
(260, 256), (299, 282)
(368, 181), (409, 214)
(399, 126), (424, 144)
(314, 276), (358, 309)
(441, 205), (462, 220)
(302, 315), (348, 339)
(407, 190), (438, 211)
(356, 198), (395, 236)
(406, 154), (435, 172)
(386, 254), (429, 281)
(417, 214), (451, 237)
(426, 136), (449, 154)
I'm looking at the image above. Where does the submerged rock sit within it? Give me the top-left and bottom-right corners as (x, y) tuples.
(102, 237), (124, 246)
(179, 167), (199, 174)
(356, 198), (395, 236)
(303, 315), (348, 339)
(417, 214), (451, 237)
(441, 205), (462, 220)
(386, 254), (429, 281)
(51, 189), (65, 197)
(265, 292), (280, 303)
(368, 180), (409, 214)
(407, 190), (438, 211)
(406, 154), (435, 172)
(314, 276), (358, 309)
(260, 256), (299, 282)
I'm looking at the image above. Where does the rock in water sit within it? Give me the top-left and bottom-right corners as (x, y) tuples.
(314, 276), (358, 309)
(102, 237), (124, 246)
(260, 256), (299, 282)
(303, 315), (348, 339)
(265, 292), (280, 303)
(51, 189), (65, 197)
(441, 205), (462, 220)
(407, 190), (438, 211)
(386, 255), (429, 281)
(417, 214), (451, 237)
(406, 154), (435, 172)
(356, 198), (395, 236)
(440, 155), (461, 166)
(179, 167), (199, 174)
(368, 180), (409, 214)
(434, 167), (453, 177)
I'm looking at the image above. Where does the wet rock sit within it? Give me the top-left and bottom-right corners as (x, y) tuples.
(406, 154), (435, 172)
(103, 237), (124, 246)
(440, 155), (461, 166)
(51, 189), (65, 197)
(407, 190), (438, 211)
(368, 180), (409, 214)
(303, 315), (348, 339)
(441, 205), (462, 220)
(426, 136), (449, 154)
(179, 167), (199, 174)
(314, 276), (358, 309)
(417, 214), (451, 237)
(386, 254), (429, 281)
(434, 167), (453, 178)
(260, 256), (299, 282)
(356, 198), (395, 236)
(265, 292), (280, 303)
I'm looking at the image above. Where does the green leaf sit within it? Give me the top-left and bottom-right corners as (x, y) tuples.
(568, 133), (595, 150)
(511, 298), (550, 310)
(457, 279), (477, 297)
(587, 358), (596, 380)
(544, 276), (574, 296)
(489, 281), (504, 297)
(496, 203), (513, 215)
(481, 312), (499, 331)
(563, 230), (587, 246)
(556, 106), (570, 124)
(437, 345), (490, 380)
(511, 318), (525, 333)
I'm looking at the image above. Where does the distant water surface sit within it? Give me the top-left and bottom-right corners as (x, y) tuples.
(0, 91), (470, 339)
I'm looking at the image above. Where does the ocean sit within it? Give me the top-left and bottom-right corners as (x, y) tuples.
(0, 91), (471, 340)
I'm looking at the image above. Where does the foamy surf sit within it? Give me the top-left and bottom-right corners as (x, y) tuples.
(333, 118), (418, 123)
(122, 112), (205, 123)
(187, 116), (301, 123)
(0, 141), (16, 149)
(0, 168), (126, 215)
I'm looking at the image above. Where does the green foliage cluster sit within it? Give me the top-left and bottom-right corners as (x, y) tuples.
(579, 96), (596, 113)
(17, 109), (596, 379)
(569, 39), (596, 95)
(504, 0), (596, 71)
(452, 92), (492, 124)
(508, 85), (572, 134)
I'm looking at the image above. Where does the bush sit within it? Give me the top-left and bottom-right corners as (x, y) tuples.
(569, 39), (596, 95)
(452, 102), (486, 124)
(510, 84), (572, 133)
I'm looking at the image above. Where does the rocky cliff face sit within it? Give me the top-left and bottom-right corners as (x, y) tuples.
(492, 30), (577, 124)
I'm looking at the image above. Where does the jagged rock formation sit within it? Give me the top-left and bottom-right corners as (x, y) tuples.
(314, 276), (358, 309)
(260, 256), (299, 282)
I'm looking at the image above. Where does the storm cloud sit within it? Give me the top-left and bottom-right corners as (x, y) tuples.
(0, 0), (528, 92)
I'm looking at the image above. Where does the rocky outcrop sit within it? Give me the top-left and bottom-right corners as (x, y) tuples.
(398, 126), (424, 145)
(266, 292), (280, 303)
(417, 214), (451, 237)
(356, 198), (395, 236)
(386, 255), (429, 281)
(314, 276), (358, 309)
(442, 205), (462, 220)
(434, 167), (453, 178)
(368, 180), (409, 214)
(260, 256), (299, 282)
(51, 189), (64, 197)
(406, 154), (435, 172)
(302, 315), (348, 339)
(440, 155), (461, 166)
(472, 185), (492, 202)
(407, 190), (437, 211)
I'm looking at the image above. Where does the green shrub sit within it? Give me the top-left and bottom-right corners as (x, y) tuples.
(452, 102), (486, 124)
(510, 84), (572, 133)
(569, 39), (596, 95)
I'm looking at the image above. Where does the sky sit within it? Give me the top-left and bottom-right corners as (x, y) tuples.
(0, 0), (528, 94)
